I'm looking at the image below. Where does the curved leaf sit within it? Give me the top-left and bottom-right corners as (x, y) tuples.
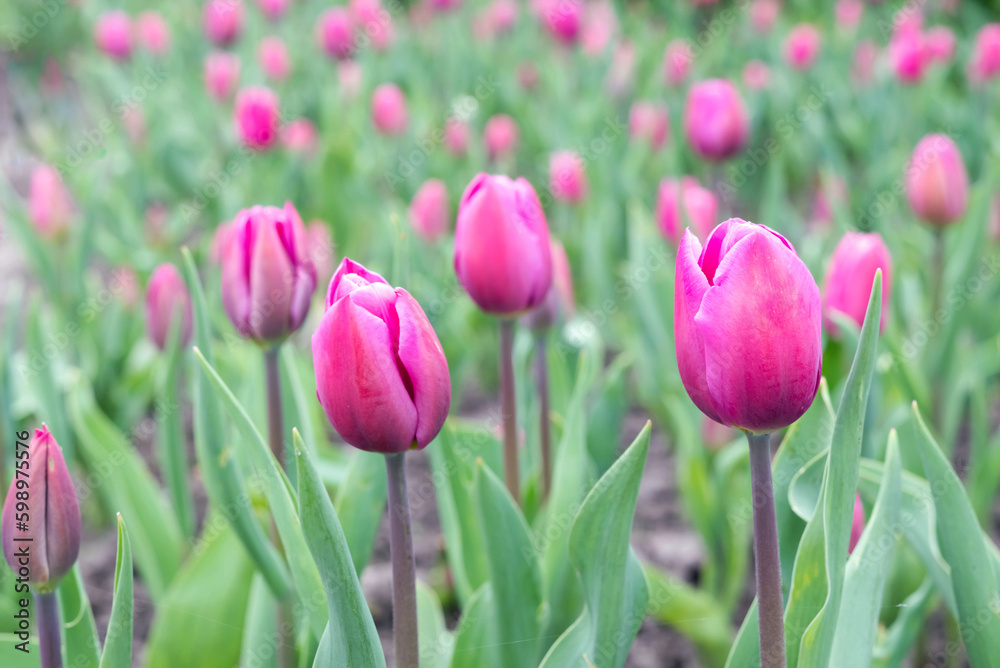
(99, 514), (133, 668)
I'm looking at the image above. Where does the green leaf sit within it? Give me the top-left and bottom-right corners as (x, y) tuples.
(0, 634), (39, 667)
(644, 564), (733, 667)
(911, 403), (1000, 665)
(449, 584), (497, 668)
(294, 430), (385, 668)
(160, 316), (195, 538)
(57, 564), (100, 668)
(240, 574), (277, 668)
(871, 579), (938, 668)
(538, 422), (652, 668)
(100, 514), (133, 668)
(417, 581), (453, 668)
(334, 450), (388, 576)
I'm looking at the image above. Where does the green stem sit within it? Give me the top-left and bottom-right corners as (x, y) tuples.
(386, 452), (419, 668)
(931, 229), (945, 430)
(35, 590), (62, 668)
(499, 319), (520, 505)
(747, 432), (786, 668)
(534, 335), (552, 503)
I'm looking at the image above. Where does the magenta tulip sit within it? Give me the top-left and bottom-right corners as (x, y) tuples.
(312, 258), (451, 453)
(146, 263), (194, 350)
(258, 36), (291, 81)
(234, 86), (281, 150)
(204, 0), (244, 46)
(549, 151), (588, 204)
(220, 203), (317, 343)
(371, 84), (408, 136)
(906, 134), (968, 227)
(523, 239), (574, 330)
(684, 80), (749, 162)
(2, 426), (81, 588)
(784, 24), (821, 70)
(822, 232), (892, 335)
(29, 165), (73, 240)
(136, 11), (170, 54)
(675, 219), (822, 433)
(969, 24), (1000, 83)
(454, 174), (553, 315)
(629, 101), (670, 151)
(834, 0), (862, 31)
(307, 221), (336, 287)
(205, 52), (241, 100)
(409, 179), (450, 241)
(257, 0), (290, 21)
(94, 11), (133, 61)
(317, 8), (356, 60)
(663, 39), (693, 86)
(538, 0), (581, 45)
(924, 26), (955, 65)
(849, 494), (865, 554)
(657, 177), (717, 244)
(890, 30), (926, 84)
(352, 0), (395, 51)
(484, 114), (519, 160)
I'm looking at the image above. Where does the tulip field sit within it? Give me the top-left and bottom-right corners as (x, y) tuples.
(5, 0), (1000, 666)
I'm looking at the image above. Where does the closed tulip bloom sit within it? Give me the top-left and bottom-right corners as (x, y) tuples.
(484, 114), (519, 160)
(629, 101), (670, 151)
(205, 52), (241, 100)
(283, 118), (317, 155)
(549, 151), (588, 203)
(923, 27), (955, 64)
(204, 0), (244, 46)
(444, 118), (469, 156)
(580, 1), (617, 55)
(822, 232), (892, 334)
(409, 179), (450, 241)
(657, 177), (718, 244)
(258, 36), (291, 81)
(784, 24), (821, 70)
(371, 84), (408, 135)
(488, 0), (519, 34)
(455, 174), (553, 315)
(969, 24), (1000, 83)
(94, 11), (133, 61)
(849, 494), (865, 554)
(30, 165), (73, 240)
(539, 0), (582, 45)
(684, 80), (749, 162)
(146, 263), (194, 350)
(890, 31), (926, 83)
(234, 86), (281, 150)
(906, 134), (968, 226)
(220, 203), (317, 343)
(742, 60), (770, 90)
(257, 0), (290, 21)
(317, 8), (356, 60)
(834, 0), (862, 31)
(675, 219), (822, 433)
(749, 0), (779, 34)
(2, 426), (81, 588)
(352, 0), (395, 51)
(312, 258), (451, 453)
(136, 11), (170, 54)
(663, 39), (693, 86)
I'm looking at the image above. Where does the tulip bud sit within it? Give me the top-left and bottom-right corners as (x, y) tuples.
(923, 27), (955, 65)
(749, 0), (779, 34)
(312, 258), (451, 453)
(371, 84), (408, 136)
(629, 101), (670, 151)
(487, 0), (519, 35)
(969, 24), (1000, 84)
(742, 60), (770, 90)
(94, 11), (133, 61)
(784, 24), (821, 70)
(675, 219), (822, 433)
(146, 263), (194, 350)
(409, 180), (450, 241)
(444, 118), (469, 156)
(220, 202), (318, 343)
(30, 165), (73, 240)
(580, 2), (617, 55)
(538, 0), (581, 45)
(663, 40), (693, 86)
(822, 232), (892, 335)
(234, 86), (282, 150)
(905, 134), (968, 227)
(257, 0), (290, 21)
(454, 174), (553, 315)
(549, 151), (588, 204)
(657, 177), (717, 244)
(283, 118), (317, 155)
(684, 80), (749, 162)
(484, 114), (519, 161)
(2, 426), (81, 589)
(523, 240), (574, 331)
(317, 8), (356, 60)
(204, 0), (244, 46)
(849, 494), (865, 554)
(205, 52), (241, 100)
(258, 36), (291, 81)
(136, 11), (170, 55)
(834, 0), (862, 32)
(890, 31), (926, 84)
(352, 0), (395, 51)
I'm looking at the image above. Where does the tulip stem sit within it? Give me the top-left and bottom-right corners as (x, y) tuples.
(534, 335), (552, 502)
(386, 452), (420, 668)
(499, 319), (520, 505)
(747, 432), (786, 668)
(35, 590), (62, 668)
(931, 229), (945, 429)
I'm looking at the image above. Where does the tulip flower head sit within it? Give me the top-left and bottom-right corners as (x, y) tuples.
(205, 52), (241, 100)
(317, 8), (356, 60)
(663, 39), (693, 86)
(257, 0), (290, 21)
(905, 134), (968, 227)
(258, 36), (291, 81)
(234, 86), (282, 150)
(204, 0), (244, 46)
(657, 177), (718, 244)
(454, 174), (553, 315)
(890, 30), (926, 84)
(549, 151), (588, 204)
(969, 24), (1000, 83)
(784, 24), (821, 70)
(94, 11), (133, 61)
(220, 203), (318, 343)
(29, 165), (73, 240)
(538, 0), (582, 45)
(312, 258), (451, 453)
(2, 427), (81, 590)
(675, 219), (822, 433)
(849, 494), (866, 554)
(444, 118), (469, 156)
(136, 11), (171, 54)
(283, 118), (318, 155)
(742, 60), (770, 90)
(371, 84), (408, 135)
(924, 26), (955, 65)
(352, 0), (395, 51)
(749, 0), (779, 34)
(409, 179), (450, 241)
(146, 263), (194, 350)
(822, 232), (892, 335)
(484, 114), (520, 160)
(629, 101), (670, 151)
(684, 80), (749, 162)
(834, 0), (863, 32)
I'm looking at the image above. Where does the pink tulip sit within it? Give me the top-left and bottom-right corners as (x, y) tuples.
(136, 11), (170, 54)
(317, 8), (356, 60)
(211, 220), (235, 264)
(890, 30), (926, 84)
(487, 0), (519, 35)
(549, 151), (588, 204)
(234, 86), (281, 150)
(784, 24), (821, 70)
(523, 239), (574, 330)
(538, 0), (582, 45)
(923, 26), (955, 64)
(663, 40), (693, 87)
(2, 426), (81, 587)
(810, 176), (846, 228)
(94, 11), (133, 61)
(205, 52), (241, 100)
(307, 221), (336, 287)
(454, 174), (553, 315)
(580, 1), (617, 55)
(834, 0), (863, 31)
(429, 0), (463, 12)
(146, 263), (194, 350)
(675, 219), (822, 433)
(371, 84), (408, 135)
(969, 24), (1000, 83)
(257, 0), (290, 21)
(749, 0), (779, 34)
(657, 177), (718, 244)
(258, 36), (291, 81)
(338, 61), (364, 99)
(906, 134), (968, 227)
(220, 203), (317, 343)
(606, 41), (636, 98)
(409, 179), (450, 241)
(444, 118), (469, 156)
(629, 101), (670, 151)
(742, 60), (770, 90)
(204, 0), (244, 47)
(29, 165), (73, 239)
(352, 0), (394, 51)
(312, 258), (451, 453)
(684, 79), (749, 162)
(853, 40), (878, 84)
(484, 114), (519, 160)
(849, 494), (865, 554)
(282, 118), (317, 155)
(893, 7), (923, 41)
(822, 232), (892, 335)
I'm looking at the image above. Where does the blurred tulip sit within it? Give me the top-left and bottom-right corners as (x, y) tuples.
(581, 1), (617, 55)
(220, 203), (317, 343)
(657, 177), (718, 244)
(234, 86), (282, 150)
(517, 63), (540, 90)
(204, 52), (241, 100)
(371, 84), (408, 135)
(317, 7), (356, 60)
(684, 79), (749, 162)
(784, 23), (821, 70)
(146, 263), (194, 350)
(663, 40), (693, 86)
(444, 118), (469, 155)
(258, 36), (291, 81)
(749, 0), (779, 34)
(742, 60), (770, 90)
(549, 151), (588, 204)
(429, 0), (463, 12)
(853, 39), (878, 84)
(257, 0), (290, 21)
(282, 118), (317, 155)
(484, 114), (519, 160)
(2, 426), (81, 588)
(352, 0), (394, 51)
(605, 41), (636, 98)
(893, 6), (923, 40)
(702, 416), (738, 450)
(969, 24), (1000, 83)
(523, 240), (574, 330)
(810, 176), (846, 228)
(675, 219), (822, 433)
(822, 232), (892, 334)
(204, 0), (244, 46)
(211, 220), (234, 263)
(307, 221), (335, 286)
(338, 61), (364, 99)
(454, 173), (553, 315)
(538, 0), (582, 45)
(991, 195), (1000, 243)
(41, 57), (64, 94)
(849, 494), (865, 554)
(312, 258), (451, 453)
(834, 0), (862, 31)
(629, 101), (669, 151)
(94, 11), (133, 61)
(30, 165), (73, 240)
(146, 202), (169, 242)
(136, 11), (170, 54)
(906, 134), (968, 227)
(890, 30), (926, 83)
(123, 107), (147, 146)
(409, 179), (450, 241)
(487, 0), (519, 35)
(923, 26), (955, 64)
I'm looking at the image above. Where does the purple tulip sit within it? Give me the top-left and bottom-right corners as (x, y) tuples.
(220, 203), (317, 344)
(822, 232), (892, 334)
(675, 218), (822, 433)
(312, 258), (451, 453)
(146, 263), (194, 350)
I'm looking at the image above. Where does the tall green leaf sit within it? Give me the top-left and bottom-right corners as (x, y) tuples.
(417, 581), (453, 668)
(100, 514), (133, 668)
(449, 584), (497, 668)
(57, 564), (100, 668)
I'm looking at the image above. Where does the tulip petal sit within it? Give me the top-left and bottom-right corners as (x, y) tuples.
(43, 437), (81, 582)
(327, 257), (389, 307)
(221, 216), (253, 336)
(674, 229), (721, 423)
(249, 217), (295, 340)
(394, 289), (451, 448)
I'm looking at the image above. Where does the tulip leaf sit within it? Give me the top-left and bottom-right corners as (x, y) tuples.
(911, 403), (1000, 665)
(180, 248), (292, 602)
(160, 316), (195, 538)
(26, 298), (75, 466)
(65, 374), (183, 602)
(99, 514), (133, 668)
(725, 600), (759, 668)
(0, 634), (39, 667)
(449, 584), (498, 668)
(473, 461), (543, 668)
(537, 422), (651, 668)
(870, 578), (938, 668)
(417, 581), (453, 668)
(240, 574), (278, 668)
(194, 349), (328, 639)
(58, 564), (100, 668)
(334, 450), (388, 576)
(294, 430), (385, 668)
